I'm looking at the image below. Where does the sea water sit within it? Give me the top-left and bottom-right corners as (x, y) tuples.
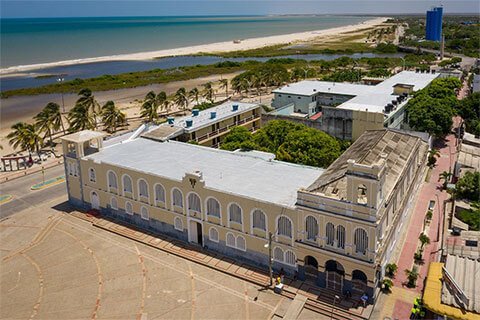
(1, 15), (372, 68)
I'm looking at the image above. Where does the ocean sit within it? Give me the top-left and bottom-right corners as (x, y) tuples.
(0, 15), (372, 68)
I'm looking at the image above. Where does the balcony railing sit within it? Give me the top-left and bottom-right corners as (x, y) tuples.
(195, 115), (260, 143)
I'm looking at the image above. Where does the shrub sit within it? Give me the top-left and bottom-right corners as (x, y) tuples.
(382, 278), (394, 292)
(419, 233), (430, 249)
(405, 267), (419, 288)
(426, 210), (433, 220)
(385, 263), (398, 278)
(414, 250), (424, 262)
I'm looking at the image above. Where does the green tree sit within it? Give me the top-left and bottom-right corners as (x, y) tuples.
(188, 88), (200, 106)
(404, 267), (419, 288)
(174, 87), (189, 114)
(407, 94), (454, 136)
(68, 104), (95, 132)
(455, 171), (480, 201)
(276, 127), (342, 168)
(202, 82), (215, 103)
(7, 122), (43, 157)
(156, 91), (167, 111)
(385, 263), (398, 278)
(101, 101), (126, 133)
(438, 171), (453, 189)
(419, 233), (430, 249)
(219, 79), (229, 97)
(457, 92), (480, 136)
(34, 108), (54, 147)
(252, 120), (303, 153)
(76, 88), (100, 128)
(220, 126), (257, 151)
(140, 91), (159, 122)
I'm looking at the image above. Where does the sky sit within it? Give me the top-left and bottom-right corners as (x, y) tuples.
(1, 0), (479, 18)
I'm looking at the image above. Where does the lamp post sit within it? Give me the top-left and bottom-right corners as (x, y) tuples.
(57, 75), (66, 113)
(330, 294), (340, 320)
(264, 232), (273, 286)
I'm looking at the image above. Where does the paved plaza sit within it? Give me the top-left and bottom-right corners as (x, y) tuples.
(0, 199), (284, 319)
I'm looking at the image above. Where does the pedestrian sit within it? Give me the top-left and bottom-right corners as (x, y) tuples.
(361, 293), (368, 308)
(279, 268), (285, 283)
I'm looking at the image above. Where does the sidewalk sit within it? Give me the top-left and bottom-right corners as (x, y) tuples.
(69, 210), (370, 320)
(0, 157), (63, 184)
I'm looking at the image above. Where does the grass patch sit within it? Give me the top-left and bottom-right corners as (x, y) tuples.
(456, 207), (480, 231)
(34, 74), (59, 79)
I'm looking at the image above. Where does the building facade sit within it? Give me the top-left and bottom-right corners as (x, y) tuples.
(426, 7), (443, 41)
(142, 101), (262, 148)
(62, 128), (428, 301)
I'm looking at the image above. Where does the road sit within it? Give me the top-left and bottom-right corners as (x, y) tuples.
(398, 45), (477, 70)
(0, 164), (66, 218)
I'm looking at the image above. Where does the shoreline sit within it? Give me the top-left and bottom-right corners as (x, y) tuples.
(0, 17), (388, 76)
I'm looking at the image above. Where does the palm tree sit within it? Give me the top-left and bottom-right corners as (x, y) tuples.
(68, 104), (95, 132)
(219, 79), (229, 98)
(7, 122), (29, 153)
(419, 233), (430, 249)
(101, 101), (126, 133)
(202, 82), (215, 103)
(162, 99), (172, 114)
(23, 124), (43, 158)
(46, 102), (66, 134)
(438, 171), (453, 189)
(34, 109), (54, 147)
(188, 88), (200, 106)
(140, 91), (159, 122)
(76, 88), (100, 128)
(156, 91), (167, 112)
(174, 87), (188, 114)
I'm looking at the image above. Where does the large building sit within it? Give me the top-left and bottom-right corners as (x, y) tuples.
(61, 128), (429, 301)
(270, 71), (439, 140)
(142, 101), (262, 148)
(425, 6), (443, 41)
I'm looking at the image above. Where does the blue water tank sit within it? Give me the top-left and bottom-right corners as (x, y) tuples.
(210, 111), (217, 119)
(232, 104), (239, 112)
(167, 117), (174, 124)
(192, 109), (199, 116)
(185, 119), (193, 127)
(425, 7), (443, 41)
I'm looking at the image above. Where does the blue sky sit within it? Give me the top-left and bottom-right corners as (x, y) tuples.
(1, 1), (479, 18)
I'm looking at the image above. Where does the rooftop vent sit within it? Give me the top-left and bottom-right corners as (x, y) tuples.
(232, 104), (239, 112)
(167, 117), (175, 125)
(192, 109), (199, 117)
(185, 119), (193, 128)
(313, 89), (317, 92)
(392, 100), (398, 105)
(210, 111), (217, 119)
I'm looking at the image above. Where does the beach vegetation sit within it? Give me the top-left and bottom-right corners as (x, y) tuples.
(68, 104), (95, 132)
(140, 91), (160, 123)
(221, 120), (341, 168)
(101, 101), (127, 133)
(76, 88), (101, 129)
(188, 88), (200, 105)
(219, 79), (229, 97)
(7, 122), (43, 157)
(202, 82), (215, 103)
(174, 87), (189, 114)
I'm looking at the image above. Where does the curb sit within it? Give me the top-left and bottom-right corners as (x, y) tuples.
(31, 176), (66, 190)
(0, 161), (63, 184)
(0, 195), (13, 205)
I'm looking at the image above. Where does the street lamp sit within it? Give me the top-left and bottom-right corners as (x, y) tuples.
(330, 295), (340, 319)
(57, 75), (66, 113)
(264, 232), (273, 286)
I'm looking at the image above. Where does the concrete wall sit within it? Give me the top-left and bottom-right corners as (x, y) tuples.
(352, 110), (385, 140)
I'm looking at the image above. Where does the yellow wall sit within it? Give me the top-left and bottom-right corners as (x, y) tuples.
(352, 110), (385, 141)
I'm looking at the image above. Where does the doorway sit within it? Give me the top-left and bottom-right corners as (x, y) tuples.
(325, 260), (345, 292)
(304, 256), (319, 282)
(90, 191), (100, 210)
(189, 220), (203, 246)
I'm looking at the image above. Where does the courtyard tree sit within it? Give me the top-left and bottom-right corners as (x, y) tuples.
(455, 171), (480, 201)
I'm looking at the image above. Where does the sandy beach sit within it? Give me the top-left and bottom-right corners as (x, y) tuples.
(0, 17), (387, 75)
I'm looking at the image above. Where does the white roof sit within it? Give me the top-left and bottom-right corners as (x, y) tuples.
(151, 101), (258, 133)
(273, 71), (440, 114)
(85, 138), (323, 207)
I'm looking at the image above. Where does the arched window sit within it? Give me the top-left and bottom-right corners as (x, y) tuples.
(206, 198), (220, 218)
(236, 236), (246, 251)
(277, 216), (292, 238)
(125, 201), (133, 215)
(285, 250), (296, 266)
(138, 179), (149, 198)
(110, 197), (118, 210)
(226, 233), (236, 248)
(326, 222), (335, 246)
(336, 225), (345, 249)
(273, 247), (284, 262)
(305, 216), (318, 241)
(108, 171), (118, 189)
(174, 217), (183, 231)
(354, 228), (368, 254)
(228, 203), (242, 224)
(89, 168), (96, 183)
(357, 184), (368, 205)
(209, 227), (219, 242)
(252, 209), (266, 231)
(172, 188), (183, 208)
(187, 193), (201, 213)
(123, 175), (133, 194)
(140, 206), (149, 220)
(154, 184), (166, 205)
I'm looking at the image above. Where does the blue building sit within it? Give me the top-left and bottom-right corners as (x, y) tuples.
(425, 7), (443, 41)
